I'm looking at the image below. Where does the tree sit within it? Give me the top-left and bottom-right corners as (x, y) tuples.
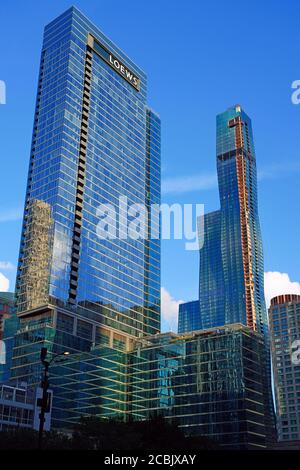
(0, 416), (219, 450)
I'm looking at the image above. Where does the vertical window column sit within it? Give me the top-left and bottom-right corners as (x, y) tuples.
(68, 45), (93, 304)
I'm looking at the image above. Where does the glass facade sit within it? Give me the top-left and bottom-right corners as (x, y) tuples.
(198, 107), (275, 441)
(11, 310), (131, 428)
(0, 292), (18, 383)
(0, 293), (14, 337)
(199, 105), (267, 336)
(9, 314), (275, 446)
(11, 7), (160, 427)
(128, 325), (274, 449)
(0, 293), (14, 341)
(178, 300), (200, 333)
(7, 11), (275, 448)
(15, 6), (160, 337)
(269, 295), (300, 442)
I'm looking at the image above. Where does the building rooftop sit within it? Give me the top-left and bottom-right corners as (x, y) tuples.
(270, 294), (300, 306)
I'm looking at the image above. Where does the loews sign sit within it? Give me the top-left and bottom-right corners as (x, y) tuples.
(90, 35), (140, 92)
(108, 54), (140, 91)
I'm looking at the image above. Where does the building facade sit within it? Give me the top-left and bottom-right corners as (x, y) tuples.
(128, 324), (274, 449)
(8, 9), (275, 449)
(23, 321), (274, 448)
(0, 381), (52, 431)
(0, 293), (14, 341)
(269, 294), (300, 442)
(198, 106), (275, 440)
(199, 105), (267, 336)
(0, 293), (18, 383)
(11, 6), (160, 426)
(178, 300), (200, 334)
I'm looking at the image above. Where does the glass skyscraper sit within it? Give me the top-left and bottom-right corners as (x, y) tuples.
(8, 10), (275, 447)
(198, 106), (275, 440)
(178, 300), (200, 333)
(11, 7), (160, 426)
(199, 105), (267, 336)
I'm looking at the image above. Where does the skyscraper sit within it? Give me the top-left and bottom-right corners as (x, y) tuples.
(198, 106), (275, 442)
(199, 105), (267, 336)
(269, 294), (300, 442)
(178, 300), (200, 333)
(11, 7), (160, 425)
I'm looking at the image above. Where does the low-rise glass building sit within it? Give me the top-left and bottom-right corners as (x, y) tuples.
(11, 319), (274, 448)
(0, 293), (18, 382)
(128, 324), (274, 449)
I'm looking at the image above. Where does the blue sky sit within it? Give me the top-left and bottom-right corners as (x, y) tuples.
(0, 0), (300, 330)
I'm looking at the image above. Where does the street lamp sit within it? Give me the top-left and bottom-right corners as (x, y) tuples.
(38, 348), (70, 449)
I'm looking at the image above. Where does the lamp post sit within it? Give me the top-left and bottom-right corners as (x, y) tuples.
(38, 348), (70, 450)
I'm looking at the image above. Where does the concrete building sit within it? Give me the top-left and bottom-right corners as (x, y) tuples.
(269, 294), (300, 442)
(0, 381), (52, 431)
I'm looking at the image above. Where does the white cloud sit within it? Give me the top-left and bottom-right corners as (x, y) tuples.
(161, 287), (184, 332)
(258, 160), (300, 182)
(264, 271), (300, 308)
(162, 172), (217, 195)
(0, 272), (9, 292)
(0, 261), (15, 270)
(161, 160), (300, 196)
(0, 208), (23, 223)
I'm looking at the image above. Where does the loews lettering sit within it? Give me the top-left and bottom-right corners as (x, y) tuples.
(108, 54), (140, 91)
(90, 35), (140, 92)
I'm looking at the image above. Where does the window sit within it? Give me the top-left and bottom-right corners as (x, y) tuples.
(2, 387), (13, 401)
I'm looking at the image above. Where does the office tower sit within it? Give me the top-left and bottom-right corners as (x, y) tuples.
(178, 300), (200, 333)
(198, 106), (275, 441)
(199, 105), (267, 336)
(269, 294), (300, 442)
(0, 293), (17, 382)
(128, 324), (274, 449)
(11, 7), (160, 426)
(0, 293), (14, 341)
